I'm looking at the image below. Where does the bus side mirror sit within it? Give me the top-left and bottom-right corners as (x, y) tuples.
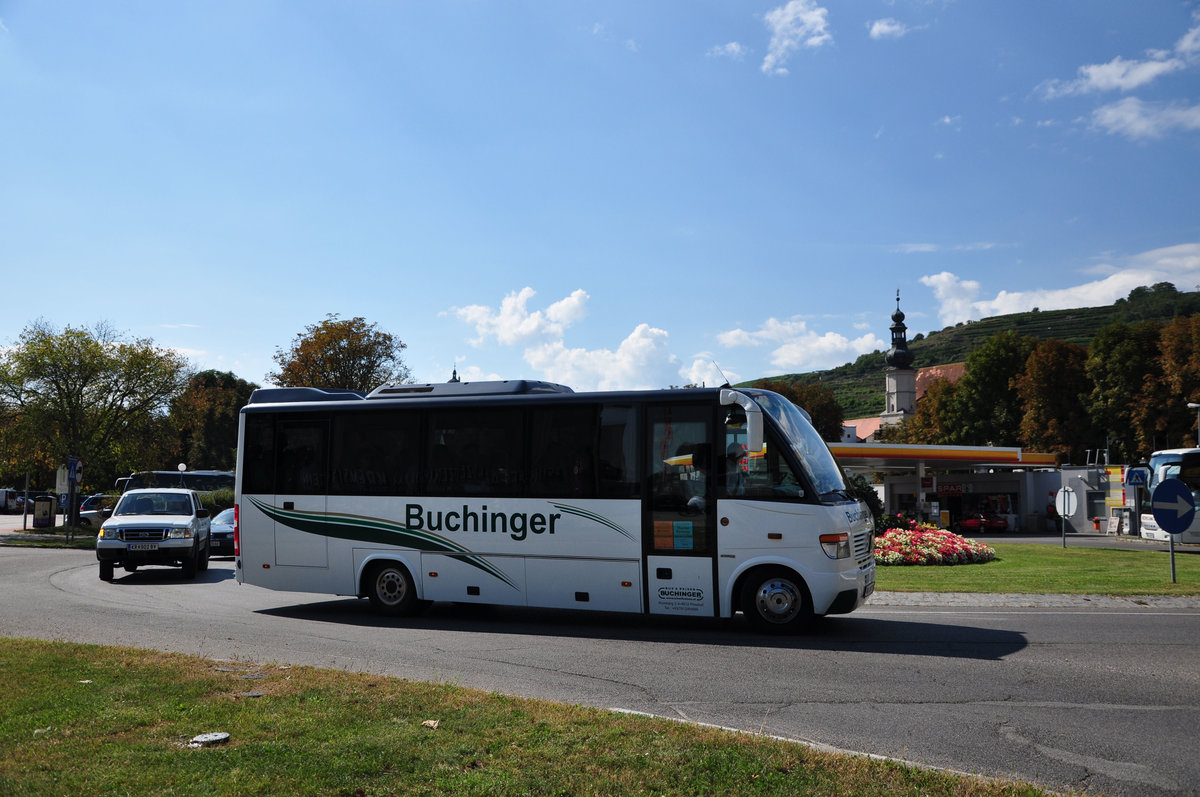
(720, 389), (763, 454)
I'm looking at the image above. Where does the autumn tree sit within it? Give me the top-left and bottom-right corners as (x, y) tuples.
(1015, 340), (1093, 462)
(754, 380), (845, 442)
(269, 314), (412, 392)
(1086, 321), (1163, 461)
(1144, 315), (1200, 449)
(0, 320), (192, 490)
(170, 370), (260, 470)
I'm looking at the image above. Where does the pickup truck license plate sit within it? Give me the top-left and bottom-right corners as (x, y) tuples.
(128, 543), (158, 551)
(863, 575), (875, 598)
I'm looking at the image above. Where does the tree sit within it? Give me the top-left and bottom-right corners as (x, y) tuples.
(1144, 315), (1200, 449)
(878, 377), (959, 444)
(170, 370), (260, 470)
(754, 380), (845, 442)
(1015, 340), (1092, 462)
(1086, 321), (1163, 461)
(0, 320), (192, 491)
(269, 314), (412, 392)
(947, 331), (1037, 446)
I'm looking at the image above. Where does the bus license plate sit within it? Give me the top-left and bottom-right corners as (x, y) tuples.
(863, 575), (875, 598)
(128, 543), (158, 551)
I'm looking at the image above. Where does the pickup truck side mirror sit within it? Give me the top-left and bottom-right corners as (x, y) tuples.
(196, 508), (210, 519)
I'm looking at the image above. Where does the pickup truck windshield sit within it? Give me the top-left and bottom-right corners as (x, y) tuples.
(746, 390), (847, 501)
(114, 493), (194, 516)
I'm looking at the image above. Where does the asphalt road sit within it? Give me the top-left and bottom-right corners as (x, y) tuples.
(1, 545), (1197, 796)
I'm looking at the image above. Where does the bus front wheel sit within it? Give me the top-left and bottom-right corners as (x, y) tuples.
(740, 568), (813, 633)
(365, 562), (417, 616)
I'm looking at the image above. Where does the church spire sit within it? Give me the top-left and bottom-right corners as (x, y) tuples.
(885, 290), (914, 370)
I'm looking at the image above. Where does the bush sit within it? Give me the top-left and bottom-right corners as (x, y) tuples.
(201, 488), (234, 513)
(874, 520), (997, 566)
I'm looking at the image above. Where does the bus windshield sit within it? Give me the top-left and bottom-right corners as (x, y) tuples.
(747, 390), (847, 500)
(1147, 450), (1200, 490)
(123, 471), (235, 493)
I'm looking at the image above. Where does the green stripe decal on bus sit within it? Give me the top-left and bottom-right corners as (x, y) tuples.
(247, 497), (518, 589)
(549, 503), (635, 542)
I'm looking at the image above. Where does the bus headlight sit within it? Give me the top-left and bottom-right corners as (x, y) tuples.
(819, 533), (850, 559)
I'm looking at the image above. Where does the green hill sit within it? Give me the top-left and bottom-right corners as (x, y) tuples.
(752, 284), (1200, 419)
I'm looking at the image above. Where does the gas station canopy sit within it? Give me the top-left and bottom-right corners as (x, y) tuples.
(829, 443), (1058, 473)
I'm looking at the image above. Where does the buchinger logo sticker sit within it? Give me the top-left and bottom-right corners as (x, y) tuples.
(658, 587), (704, 601)
(845, 504), (872, 526)
(656, 585), (706, 614)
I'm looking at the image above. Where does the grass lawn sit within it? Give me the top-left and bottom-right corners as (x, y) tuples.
(0, 525), (96, 550)
(0, 638), (1048, 796)
(875, 542), (1200, 595)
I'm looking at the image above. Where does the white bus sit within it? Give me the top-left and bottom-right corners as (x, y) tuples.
(234, 380), (875, 632)
(1138, 448), (1200, 544)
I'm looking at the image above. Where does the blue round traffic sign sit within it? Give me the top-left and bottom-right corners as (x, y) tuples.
(1150, 478), (1196, 535)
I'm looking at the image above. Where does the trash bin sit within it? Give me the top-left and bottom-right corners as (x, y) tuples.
(32, 495), (55, 528)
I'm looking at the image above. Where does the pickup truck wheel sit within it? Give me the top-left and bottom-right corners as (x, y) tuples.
(99, 561), (114, 582)
(181, 544), (199, 579)
(197, 539), (210, 572)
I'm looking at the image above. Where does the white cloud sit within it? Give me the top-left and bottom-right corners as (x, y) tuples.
(891, 242), (999, 254)
(761, 0), (832, 76)
(1041, 55), (1185, 99)
(448, 363), (504, 383)
(1090, 96), (1200, 140)
(868, 18), (908, 40)
(1041, 14), (1200, 100)
(681, 355), (740, 388)
(717, 317), (885, 373)
(920, 272), (981, 327)
(892, 243), (939, 254)
(452, 287), (588, 346)
(922, 243), (1200, 326)
(707, 42), (747, 60)
(524, 323), (681, 391)
(1177, 14), (1200, 60)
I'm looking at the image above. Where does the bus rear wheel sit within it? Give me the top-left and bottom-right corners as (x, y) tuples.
(365, 562), (417, 616)
(740, 569), (813, 633)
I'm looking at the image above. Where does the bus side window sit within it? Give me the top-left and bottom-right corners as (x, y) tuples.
(242, 415), (276, 495)
(530, 406), (597, 498)
(598, 405), (639, 498)
(330, 411), (420, 496)
(742, 435), (804, 500)
(276, 420), (329, 495)
(427, 409), (524, 497)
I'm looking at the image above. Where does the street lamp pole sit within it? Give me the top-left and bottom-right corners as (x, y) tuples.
(1188, 402), (1200, 446)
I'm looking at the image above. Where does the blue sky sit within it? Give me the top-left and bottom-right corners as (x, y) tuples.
(2, 1), (1199, 392)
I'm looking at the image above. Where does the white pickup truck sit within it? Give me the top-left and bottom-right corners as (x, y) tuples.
(95, 488), (212, 581)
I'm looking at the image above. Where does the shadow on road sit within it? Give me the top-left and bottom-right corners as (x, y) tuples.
(102, 565), (237, 585)
(256, 600), (1026, 660)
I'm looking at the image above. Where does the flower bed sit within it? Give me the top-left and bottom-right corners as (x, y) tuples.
(874, 522), (997, 566)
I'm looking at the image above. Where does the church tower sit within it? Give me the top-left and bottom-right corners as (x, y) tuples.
(880, 291), (916, 427)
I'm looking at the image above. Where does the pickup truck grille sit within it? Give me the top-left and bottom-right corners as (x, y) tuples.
(123, 528), (169, 542)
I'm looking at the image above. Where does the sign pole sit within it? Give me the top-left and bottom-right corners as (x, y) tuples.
(1150, 477), (1192, 585)
(1170, 535), (1177, 584)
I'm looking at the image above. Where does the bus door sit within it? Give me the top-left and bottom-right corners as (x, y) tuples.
(273, 419), (329, 568)
(644, 405), (716, 617)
